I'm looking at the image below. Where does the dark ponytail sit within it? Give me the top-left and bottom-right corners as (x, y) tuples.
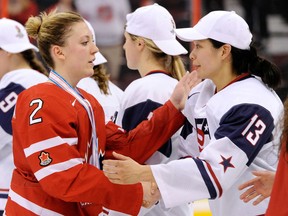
(21, 49), (48, 76)
(210, 39), (281, 89)
(247, 45), (281, 89)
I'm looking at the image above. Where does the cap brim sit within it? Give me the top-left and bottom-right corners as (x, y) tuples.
(154, 39), (188, 56)
(175, 28), (208, 42)
(93, 52), (107, 66)
(1, 43), (39, 53)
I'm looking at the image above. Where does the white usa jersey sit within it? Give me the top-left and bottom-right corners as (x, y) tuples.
(77, 78), (123, 122)
(0, 69), (47, 212)
(110, 71), (193, 216)
(151, 75), (283, 216)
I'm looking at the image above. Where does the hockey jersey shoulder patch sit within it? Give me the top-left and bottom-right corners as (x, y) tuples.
(39, 151), (52, 166)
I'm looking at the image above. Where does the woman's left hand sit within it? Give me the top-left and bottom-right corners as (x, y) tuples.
(238, 170), (275, 205)
(103, 152), (145, 184)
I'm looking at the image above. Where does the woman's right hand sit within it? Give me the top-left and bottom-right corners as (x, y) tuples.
(170, 70), (200, 111)
(141, 181), (160, 208)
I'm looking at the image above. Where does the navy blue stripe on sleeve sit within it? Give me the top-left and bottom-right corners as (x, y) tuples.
(193, 157), (217, 199)
(122, 99), (172, 157)
(0, 82), (26, 134)
(215, 104), (274, 166)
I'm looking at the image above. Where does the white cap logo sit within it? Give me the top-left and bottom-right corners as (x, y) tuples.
(15, 25), (24, 38)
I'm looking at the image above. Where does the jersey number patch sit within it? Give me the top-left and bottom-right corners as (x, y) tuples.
(29, 99), (43, 125)
(241, 114), (266, 145)
(0, 92), (18, 113)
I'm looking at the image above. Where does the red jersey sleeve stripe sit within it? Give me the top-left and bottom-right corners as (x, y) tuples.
(34, 158), (83, 181)
(24, 137), (78, 157)
(9, 189), (63, 216)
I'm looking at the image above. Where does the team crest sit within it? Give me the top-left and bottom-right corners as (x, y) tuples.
(195, 118), (211, 152)
(170, 19), (176, 34)
(15, 25), (24, 38)
(38, 151), (52, 166)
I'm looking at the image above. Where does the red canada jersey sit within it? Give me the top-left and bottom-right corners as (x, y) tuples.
(5, 82), (184, 215)
(266, 138), (288, 216)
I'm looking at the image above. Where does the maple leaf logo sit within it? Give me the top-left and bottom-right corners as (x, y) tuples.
(38, 151), (52, 166)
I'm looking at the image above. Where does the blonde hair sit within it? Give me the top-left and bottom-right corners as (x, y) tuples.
(25, 10), (84, 69)
(129, 33), (186, 81)
(92, 64), (110, 95)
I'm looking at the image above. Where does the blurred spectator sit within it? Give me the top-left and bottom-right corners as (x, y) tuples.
(155, 0), (190, 28)
(274, 0), (288, 23)
(240, 0), (270, 46)
(202, 0), (224, 14)
(8, 0), (39, 25)
(46, 0), (77, 13)
(130, 0), (154, 11)
(75, 0), (131, 84)
(35, 0), (58, 12)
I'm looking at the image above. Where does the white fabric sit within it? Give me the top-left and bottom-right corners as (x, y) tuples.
(0, 18), (38, 53)
(126, 4), (187, 55)
(110, 72), (192, 216)
(175, 11), (252, 50)
(75, 0), (131, 46)
(77, 78), (123, 122)
(152, 77), (283, 216)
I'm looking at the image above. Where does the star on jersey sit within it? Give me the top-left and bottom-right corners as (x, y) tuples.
(219, 155), (235, 173)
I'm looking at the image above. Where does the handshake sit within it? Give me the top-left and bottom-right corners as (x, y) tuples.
(141, 181), (160, 208)
(103, 152), (161, 208)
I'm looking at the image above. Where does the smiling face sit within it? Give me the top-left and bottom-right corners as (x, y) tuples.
(189, 39), (225, 81)
(54, 21), (98, 86)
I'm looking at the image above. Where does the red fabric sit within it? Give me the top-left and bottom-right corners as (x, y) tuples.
(5, 83), (183, 215)
(265, 140), (288, 216)
(8, 1), (38, 25)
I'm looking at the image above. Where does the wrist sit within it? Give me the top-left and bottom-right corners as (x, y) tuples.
(139, 165), (154, 182)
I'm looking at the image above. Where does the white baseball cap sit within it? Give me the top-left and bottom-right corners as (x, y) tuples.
(125, 3), (188, 56)
(84, 19), (107, 66)
(0, 18), (39, 53)
(175, 11), (252, 50)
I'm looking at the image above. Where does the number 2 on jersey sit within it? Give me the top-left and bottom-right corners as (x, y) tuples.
(29, 99), (43, 125)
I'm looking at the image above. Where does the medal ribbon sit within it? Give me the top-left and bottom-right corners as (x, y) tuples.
(49, 70), (100, 168)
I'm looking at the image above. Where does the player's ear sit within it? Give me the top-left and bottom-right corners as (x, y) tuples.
(221, 44), (232, 59)
(51, 45), (65, 60)
(136, 38), (145, 51)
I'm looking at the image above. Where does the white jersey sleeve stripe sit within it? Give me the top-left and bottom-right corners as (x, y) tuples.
(24, 137), (78, 157)
(8, 189), (63, 216)
(35, 158), (83, 181)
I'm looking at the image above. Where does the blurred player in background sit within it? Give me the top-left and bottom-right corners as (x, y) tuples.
(109, 4), (193, 216)
(78, 20), (123, 122)
(0, 18), (48, 215)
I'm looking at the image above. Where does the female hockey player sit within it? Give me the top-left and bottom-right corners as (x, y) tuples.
(103, 10), (283, 216)
(4, 10), (198, 216)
